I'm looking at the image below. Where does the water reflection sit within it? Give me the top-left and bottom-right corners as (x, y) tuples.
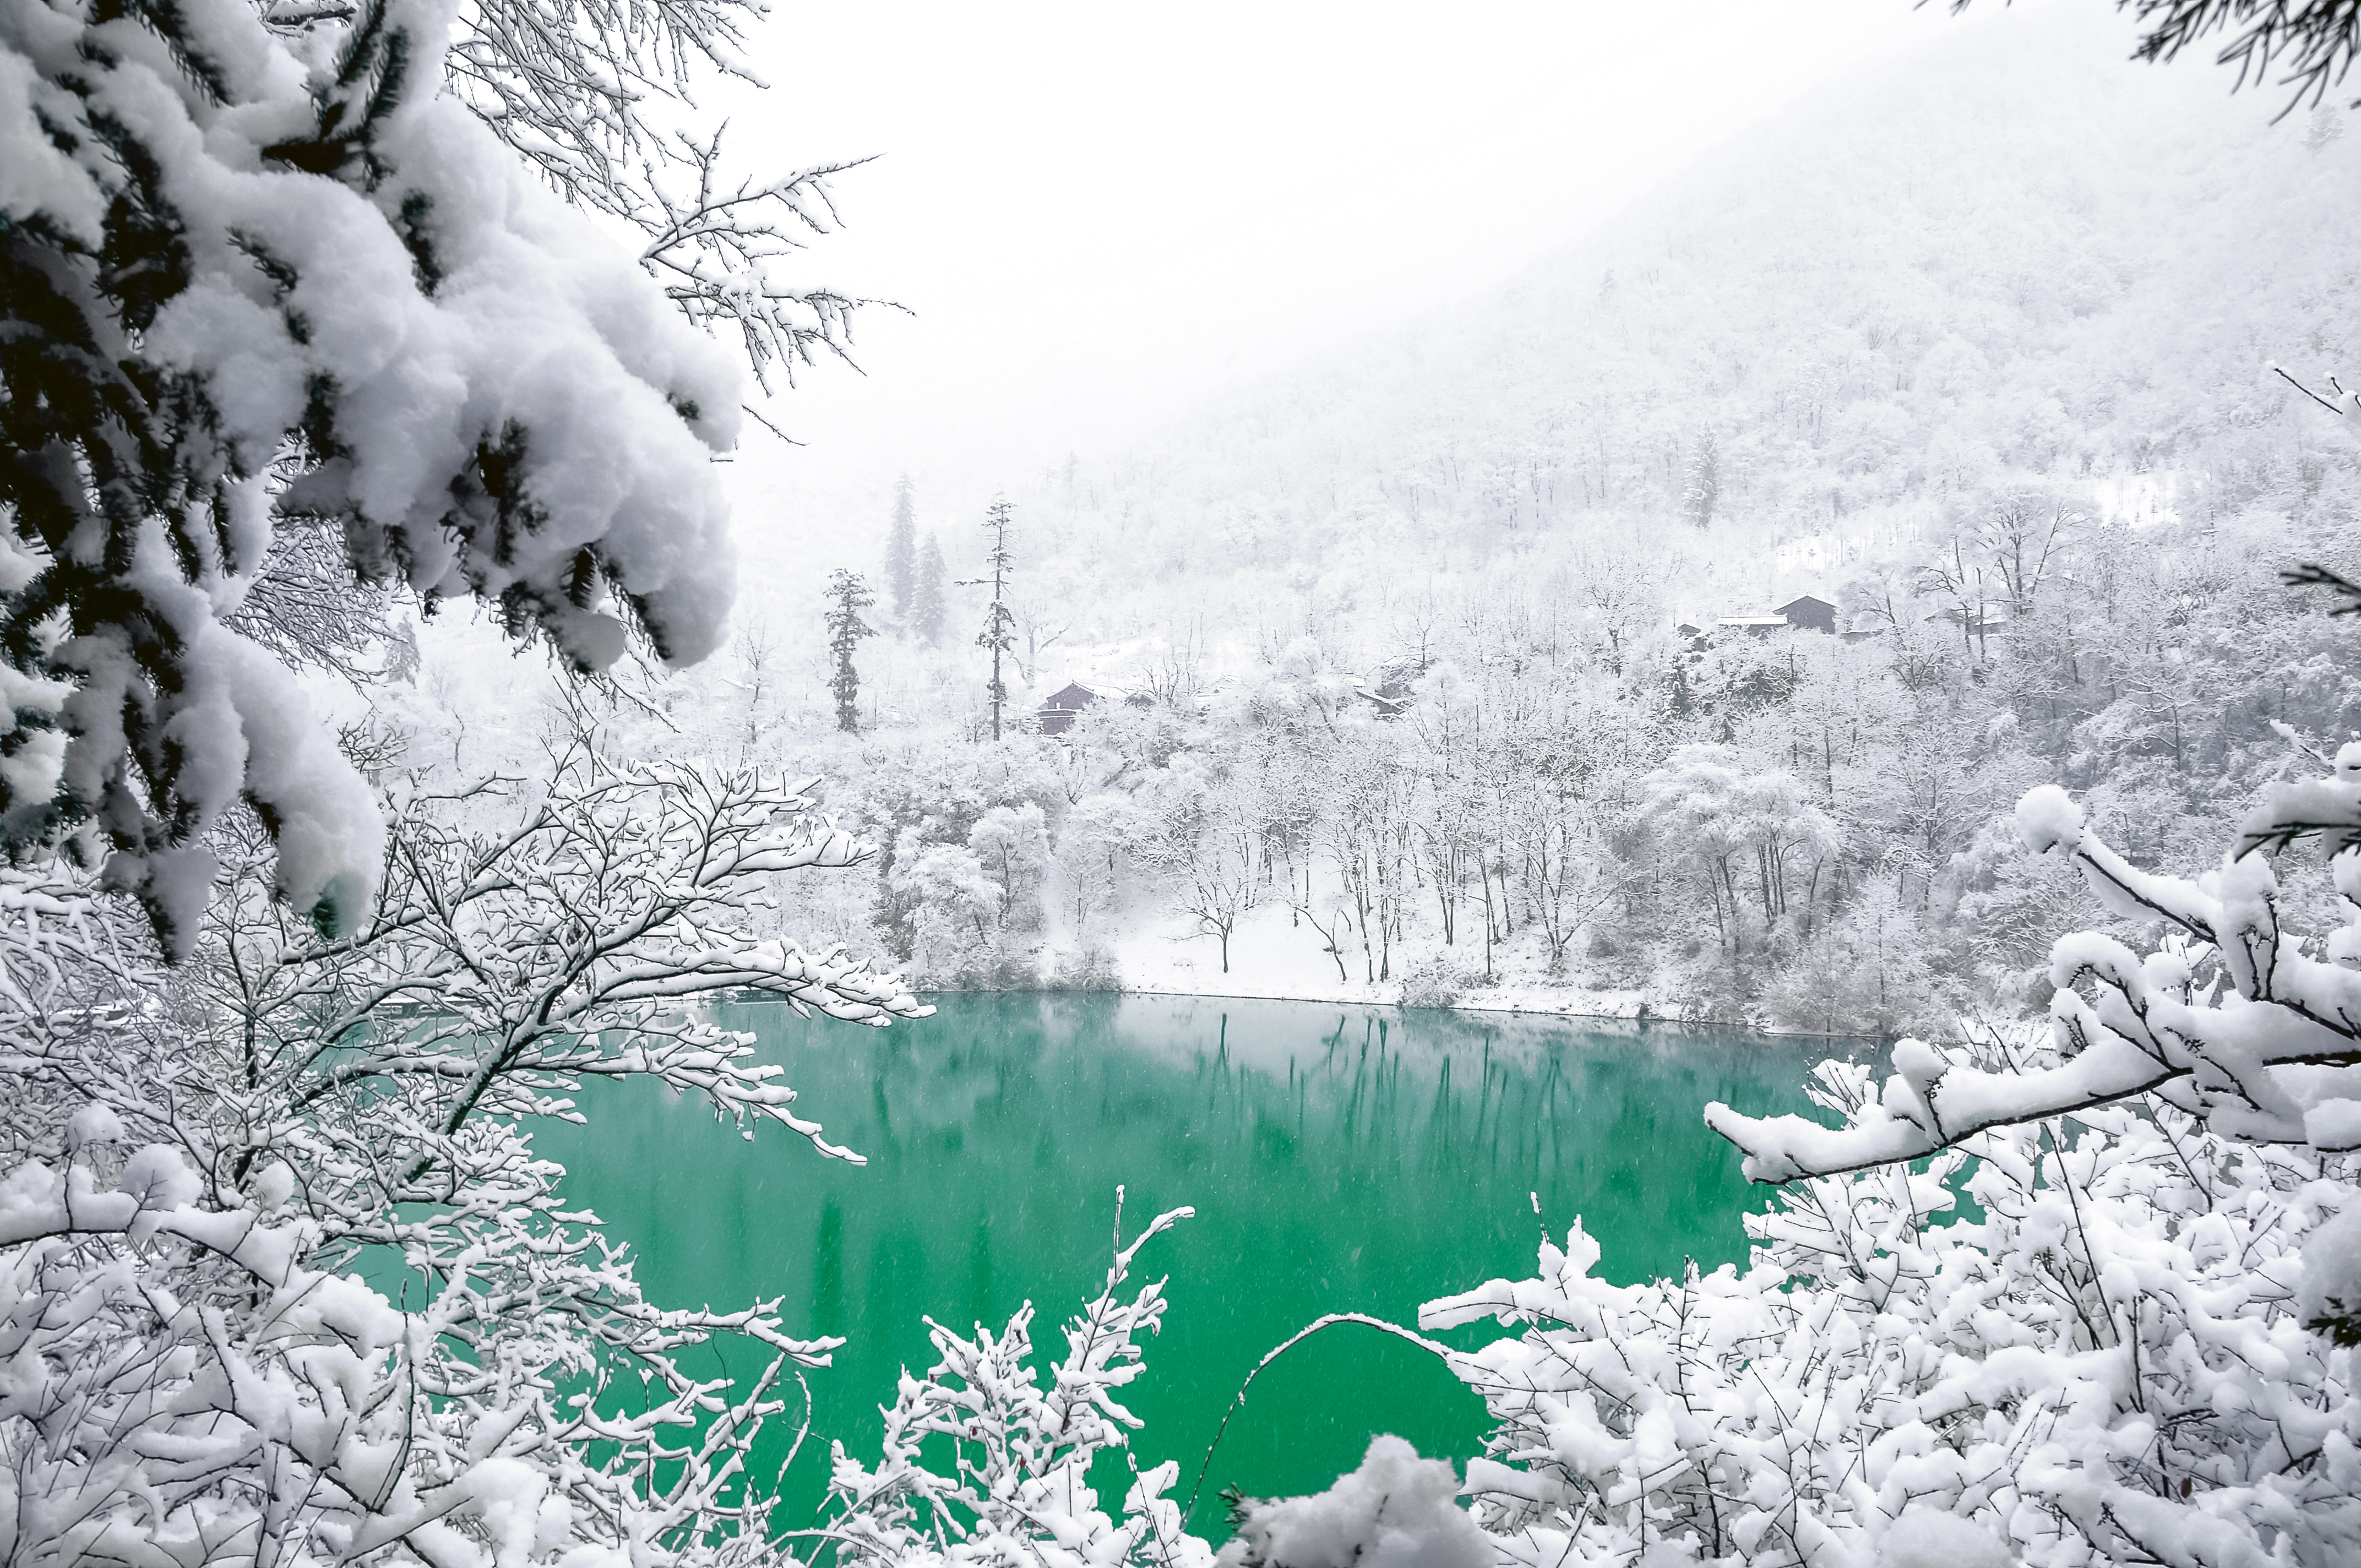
(537, 994), (1874, 1534)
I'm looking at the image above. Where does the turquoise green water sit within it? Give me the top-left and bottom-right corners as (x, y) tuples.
(534, 994), (1870, 1538)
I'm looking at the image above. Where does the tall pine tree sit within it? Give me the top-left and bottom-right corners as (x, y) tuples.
(912, 534), (948, 645)
(961, 498), (1018, 741)
(886, 475), (917, 623)
(824, 569), (877, 732)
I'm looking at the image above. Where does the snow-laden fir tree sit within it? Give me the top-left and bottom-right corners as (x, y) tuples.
(886, 475), (917, 621)
(913, 532), (949, 645)
(826, 568), (878, 733)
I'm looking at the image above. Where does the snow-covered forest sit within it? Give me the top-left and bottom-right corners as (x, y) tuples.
(4, 0), (2360, 1564)
(500, 17), (2361, 1037)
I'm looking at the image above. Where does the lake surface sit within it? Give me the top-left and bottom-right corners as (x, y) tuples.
(535, 994), (1874, 1537)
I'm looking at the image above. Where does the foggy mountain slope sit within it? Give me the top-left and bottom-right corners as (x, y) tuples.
(1003, 7), (2359, 657)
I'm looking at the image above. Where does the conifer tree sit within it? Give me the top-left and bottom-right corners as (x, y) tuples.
(912, 534), (949, 645)
(961, 497), (1019, 741)
(886, 475), (917, 621)
(824, 569), (878, 732)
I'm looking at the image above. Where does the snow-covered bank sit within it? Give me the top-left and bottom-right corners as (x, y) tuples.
(1117, 976), (1655, 1021)
(928, 901), (1885, 1037)
(1084, 897), (1652, 1019)
(943, 977), (1874, 1037)
(1044, 899), (1893, 1036)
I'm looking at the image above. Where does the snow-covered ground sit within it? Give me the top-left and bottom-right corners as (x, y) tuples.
(1090, 900), (1652, 1022)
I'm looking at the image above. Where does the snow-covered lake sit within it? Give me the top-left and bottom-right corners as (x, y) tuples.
(538, 995), (1878, 1533)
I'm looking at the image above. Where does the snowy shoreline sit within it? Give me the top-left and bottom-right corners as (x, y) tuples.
(908, 979), (1887, 1042)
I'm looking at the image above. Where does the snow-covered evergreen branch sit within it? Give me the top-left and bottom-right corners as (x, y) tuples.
(2, 0), (755, 952)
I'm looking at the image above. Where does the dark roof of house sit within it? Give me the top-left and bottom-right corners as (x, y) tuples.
(1776, 595), (1836, 614)
(1041, 682), (1098, 710)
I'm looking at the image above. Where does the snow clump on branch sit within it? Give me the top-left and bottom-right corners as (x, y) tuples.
(1216, 1436), (1490, 1568)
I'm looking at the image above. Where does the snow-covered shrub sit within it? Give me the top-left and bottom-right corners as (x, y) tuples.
(1397, 952), (1467, 1009)
(818, 1196), (1213, 1568)
(1712, 758), (2361, 1179)
(0, 709), (927, 1567)
(0, 0), (759, 950)
(1427, 1039), (2358, 1566)
(1759, 882), (1954, 1038)
(1049, 942), (1123, 990)
(1217, 1436), (1490, 1568)
(1392, 761), (2361, 1565)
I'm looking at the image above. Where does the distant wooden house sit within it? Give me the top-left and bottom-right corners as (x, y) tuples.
(1035, 682), (1099, 736)
(1776, 594), (1838, 634)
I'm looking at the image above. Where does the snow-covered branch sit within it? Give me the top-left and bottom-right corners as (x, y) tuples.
(1423, 1041), (2361, 1565)
(0, 703), (928, 1565)
(200, 722), (928, 1197)
(634, 131), (888, 396)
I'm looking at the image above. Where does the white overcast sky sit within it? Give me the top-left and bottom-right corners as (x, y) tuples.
(713, 0), (2099, 541)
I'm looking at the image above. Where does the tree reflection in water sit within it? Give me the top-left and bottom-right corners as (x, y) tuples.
(539, 993), (1874, 1536)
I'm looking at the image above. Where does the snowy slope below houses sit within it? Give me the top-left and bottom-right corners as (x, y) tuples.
(1084, 899), (1655, 1023)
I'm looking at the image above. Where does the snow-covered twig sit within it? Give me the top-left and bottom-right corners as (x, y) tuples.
(818, 1190), (1210, 1568)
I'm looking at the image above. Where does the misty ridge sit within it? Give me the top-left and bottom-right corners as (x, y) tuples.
(501, 7), (2361, 1036)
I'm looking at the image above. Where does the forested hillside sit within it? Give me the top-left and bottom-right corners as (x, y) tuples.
(1008, 8), (2359, 636)
(401, 8), (2361, 1031)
